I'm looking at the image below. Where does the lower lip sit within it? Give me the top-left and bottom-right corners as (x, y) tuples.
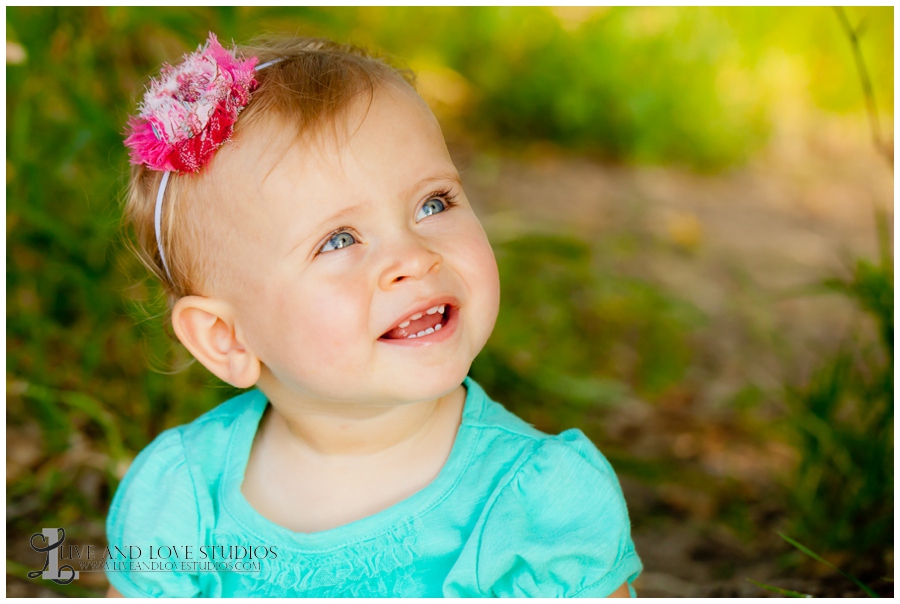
(378, 306), (459, 347)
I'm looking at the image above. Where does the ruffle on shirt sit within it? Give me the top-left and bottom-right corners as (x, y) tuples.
(206, 516), (425, 597)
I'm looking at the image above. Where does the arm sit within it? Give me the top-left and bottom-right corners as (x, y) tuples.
(106, 586), (125, 598)
(608, 582), (630, 598)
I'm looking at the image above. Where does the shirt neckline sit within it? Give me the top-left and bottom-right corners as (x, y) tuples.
(220, 376), (485, 551)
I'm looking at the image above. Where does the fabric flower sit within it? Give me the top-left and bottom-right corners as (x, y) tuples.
(124, 33), (258, 172)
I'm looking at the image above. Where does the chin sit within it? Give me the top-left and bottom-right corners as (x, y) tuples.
(383, 362), (471, 405)
(377, 327), (491, 405)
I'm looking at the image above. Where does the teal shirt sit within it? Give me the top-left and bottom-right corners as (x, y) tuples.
(106, 378), (642, 597)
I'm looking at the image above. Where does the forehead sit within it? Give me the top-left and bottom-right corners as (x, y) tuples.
(222, 83), (454, 222)
(274, 83), (450, 190)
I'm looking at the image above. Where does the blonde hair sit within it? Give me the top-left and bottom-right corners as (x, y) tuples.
(123, 36), (415, 306)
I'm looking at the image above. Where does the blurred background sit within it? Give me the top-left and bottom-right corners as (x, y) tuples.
(6, 7), (893, 597)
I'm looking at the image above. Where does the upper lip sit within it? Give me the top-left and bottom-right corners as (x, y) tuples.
(381, 295), (460, 337)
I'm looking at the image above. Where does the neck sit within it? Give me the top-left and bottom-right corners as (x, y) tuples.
(256, 382), (464, 459)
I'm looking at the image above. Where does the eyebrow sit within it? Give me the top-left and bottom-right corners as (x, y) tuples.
(285, 204), (363, 259)
(286, 170), (462, 258)
(402, 169), (462, 198)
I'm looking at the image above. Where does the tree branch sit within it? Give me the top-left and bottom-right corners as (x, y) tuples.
(833, 6), (892, 168)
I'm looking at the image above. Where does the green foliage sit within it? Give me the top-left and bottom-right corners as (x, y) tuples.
(780, 219), (893, 568)
(748, 533), (883, 597)
(778, 533), (881, 597)
(456, 8), (770, 169)
(357, 6), (891, 169)
(746, 578), (812, 598)
(822, 213), (894, 355)
(471, 233), (704, 429)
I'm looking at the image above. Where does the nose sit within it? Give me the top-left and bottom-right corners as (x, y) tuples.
(377, 234), (443, 290)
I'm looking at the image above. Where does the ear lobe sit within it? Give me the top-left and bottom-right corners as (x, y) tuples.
(171, 296), (260, 389)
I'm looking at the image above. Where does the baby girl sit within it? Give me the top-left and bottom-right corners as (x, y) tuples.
(106, 33), (642, 598)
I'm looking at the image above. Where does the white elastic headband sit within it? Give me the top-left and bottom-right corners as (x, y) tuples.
(154, 171), (172, 280)
(154, 58), (282, 283)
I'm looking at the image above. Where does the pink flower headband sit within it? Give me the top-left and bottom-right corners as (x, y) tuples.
(124, 33), (280, 282)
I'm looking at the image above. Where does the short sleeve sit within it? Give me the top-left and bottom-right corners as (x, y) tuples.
(106, 428), (202, 597)
(445, 429), (642, 598)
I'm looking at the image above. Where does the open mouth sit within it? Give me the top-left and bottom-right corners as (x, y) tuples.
(379, 303), (454, 341)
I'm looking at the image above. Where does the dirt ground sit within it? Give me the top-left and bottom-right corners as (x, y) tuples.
(7, 119), (892, 597)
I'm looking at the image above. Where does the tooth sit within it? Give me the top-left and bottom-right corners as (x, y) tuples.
(424, 327), (435, 335)
(438, 305), (445, 313)
(416, 330), (426, 337)
(426, 306), (440, 315)
(407, 334), (417, 339)
(434, 323), (442, 331)
(411, 312), (423, 320)
(399, 320), (410, 328)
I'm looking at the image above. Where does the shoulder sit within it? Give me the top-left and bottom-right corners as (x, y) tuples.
(485, 428), (631, 535)
(105, 389), (265, 597)
(114, 388), (263, 497)
(179, 388), (267, 449)
(446, 380), (642, 597)
(105, 424), (199, 596)
(111, 388), (264, 504)
(525, 428), (624, 487)
(463, 379), (614, 479)
(109, 423), (194, 518)
(464, 377), (546, 439)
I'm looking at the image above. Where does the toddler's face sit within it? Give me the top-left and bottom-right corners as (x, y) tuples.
(214, 83), (500, 407)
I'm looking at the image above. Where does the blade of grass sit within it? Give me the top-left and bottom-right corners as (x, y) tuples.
(778, 532), (881, 598)
(746, 578), (812, 598)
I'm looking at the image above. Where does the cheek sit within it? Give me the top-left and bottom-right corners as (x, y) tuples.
(268, 276), (371, 370)
(453, 218), (501, 333)
(475, 240), (501, 334)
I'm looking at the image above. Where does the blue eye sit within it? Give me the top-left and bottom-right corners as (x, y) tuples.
(416, 197), (448, 222)
(319, 231), (357, 253)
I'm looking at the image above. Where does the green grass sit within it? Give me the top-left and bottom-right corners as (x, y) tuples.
(777, 211), (893, 575)
(748, 533), (884, 597)
(768, 11), (893, 578)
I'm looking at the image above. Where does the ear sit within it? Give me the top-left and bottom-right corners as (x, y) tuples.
(171, 295), (260, 389)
